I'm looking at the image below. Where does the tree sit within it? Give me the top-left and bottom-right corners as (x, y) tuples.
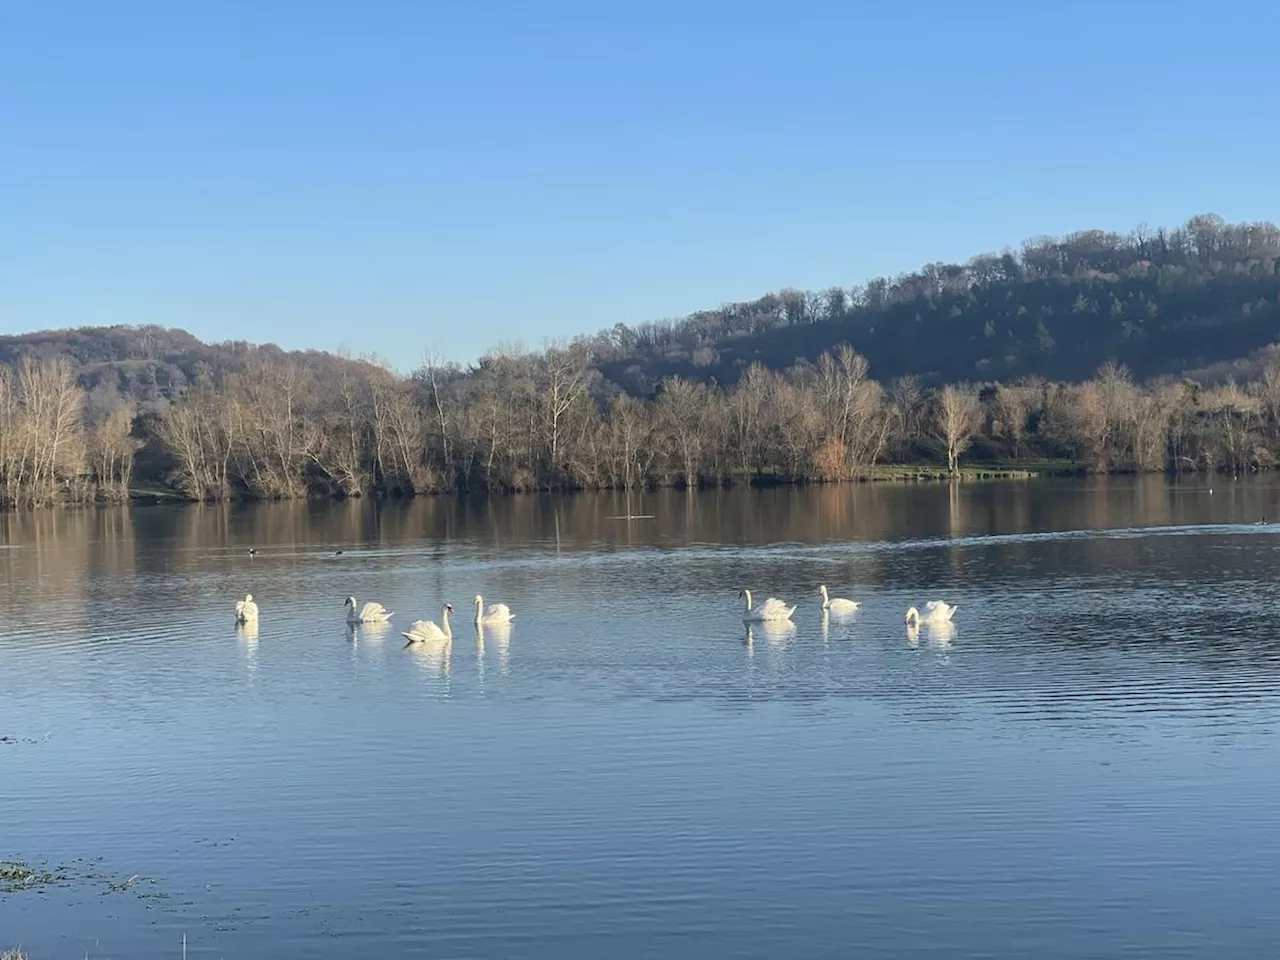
(656, 376), (715, 488)
(990, 383), (1029, 457)
(932, 384), (982, 475)
(540, 343), (590, 487)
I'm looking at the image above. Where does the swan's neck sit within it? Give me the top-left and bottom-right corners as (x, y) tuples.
(742, 590), (753, 611)
(441, 607), (452, 637)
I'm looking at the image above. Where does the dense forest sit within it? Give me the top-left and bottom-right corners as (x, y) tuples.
(4, 213), (1280, 507)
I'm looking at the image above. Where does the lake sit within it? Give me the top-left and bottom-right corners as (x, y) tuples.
(3, 477), (1280, 959)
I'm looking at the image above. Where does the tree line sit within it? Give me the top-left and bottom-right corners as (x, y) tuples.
(7, 212), (1280, 506)
(5, 339), (1280, 507)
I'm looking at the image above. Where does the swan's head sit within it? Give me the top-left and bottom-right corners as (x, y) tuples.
(904, 606), (920, 624)
(444, 603), (454, 613)
(344, 596), (355, 608)
(473, 595), (483, 605)
(245, 593), (254, 603)
(818, 585), (829, 598)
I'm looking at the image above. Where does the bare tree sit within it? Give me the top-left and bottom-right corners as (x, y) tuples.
(540, 343), (590, 487)
(88, 405), (138, 500)
(419, 349), (456, 486)
(990, 383), (1030, 457)
(932, 384), (983, 475)
(657, 376), (715, 488)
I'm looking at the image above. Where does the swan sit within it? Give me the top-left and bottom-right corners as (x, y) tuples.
(473, 595), (514, 624)
(402, 604), (453, 643)
(345, 596), (393, 623)
(234, 593), (259, 623)
(818, 585), (861, 616)
(905, 601), (957, 626)
(739, 589), (796, 622)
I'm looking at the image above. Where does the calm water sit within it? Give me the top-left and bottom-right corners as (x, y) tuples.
(4, 478), (1280, 958)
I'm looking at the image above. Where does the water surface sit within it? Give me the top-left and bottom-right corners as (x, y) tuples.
(3, 477), (1279, 958)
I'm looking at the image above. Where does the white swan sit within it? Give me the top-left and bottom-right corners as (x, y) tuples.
(818, 585), (861, 616)
(739, 589), (796, 622)
(473, 595), (514, 624)
(402, 604), (453, 643)
(345, 596), (393, 623)
(905, 600), (957, 626)
(234, 593), (258, 623)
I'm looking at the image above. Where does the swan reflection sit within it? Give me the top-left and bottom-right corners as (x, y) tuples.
(476, 620), (512, 676)
(906, 621), (955, 649)
(927, 621), (956, 648)
(354, 620), (393, 642)
(747, 619), (796, 648)
(348, 620), (392, 664)
(407, 636), (452, 680)
(236, 620), (259, 674)
(821, 610), (859, 642)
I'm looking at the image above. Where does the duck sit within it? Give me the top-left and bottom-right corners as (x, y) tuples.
(345, 596), (392, 623)
(905, 600), (957, 626)
(739, 589), (796, 622)
(402, 604), (454, 643)
(473, 595), (514, 625)
(818, 585), (861, 616)
(234, 593), (259, 623)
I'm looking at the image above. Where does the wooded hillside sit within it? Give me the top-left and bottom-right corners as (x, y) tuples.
(3, 213), (1280, 506)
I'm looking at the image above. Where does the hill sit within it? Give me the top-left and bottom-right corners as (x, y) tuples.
(0, 325), (368, 418)
(582, 213), (1280, 393)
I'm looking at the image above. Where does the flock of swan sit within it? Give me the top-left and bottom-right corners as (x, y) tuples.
(233, 584), (956, 640)
(740, 586), (957, 628)
(233, 591), (514, 643)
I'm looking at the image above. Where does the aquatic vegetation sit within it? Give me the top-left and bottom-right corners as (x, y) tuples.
(0, 861), (63, 894)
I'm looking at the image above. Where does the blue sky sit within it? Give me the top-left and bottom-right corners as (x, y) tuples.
(3, 0), (1278, 368)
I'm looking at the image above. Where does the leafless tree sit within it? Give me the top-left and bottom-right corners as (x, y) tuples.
(932, 384), (983, 475)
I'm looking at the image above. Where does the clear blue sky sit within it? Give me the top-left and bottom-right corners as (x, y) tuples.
(3, 0), (1278, 369)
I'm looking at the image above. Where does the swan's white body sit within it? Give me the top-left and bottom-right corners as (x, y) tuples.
(905, 601), (957, 626)
(345, 596), (392, 623)
(234, 593), (259, 623)
(403, 604), (453, 643)
(473, 595), (514, 624)
(739, 589), (796, 622)
(818, 585), (861, 616)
